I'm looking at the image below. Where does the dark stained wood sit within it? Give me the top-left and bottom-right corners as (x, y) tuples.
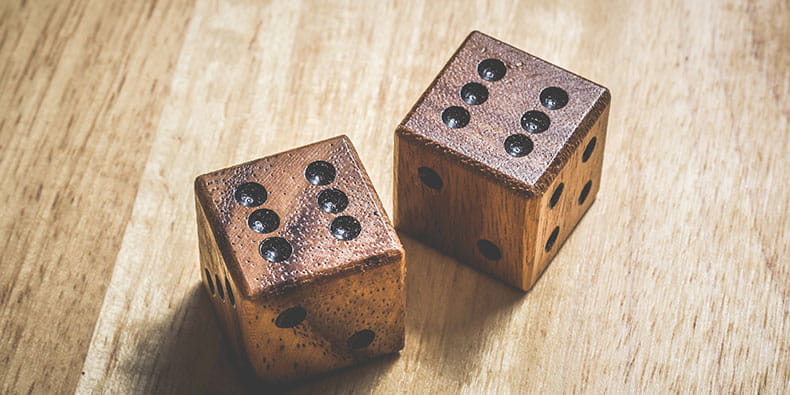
(395, 31), (611, 290)
(195, 135), (405, 383)
(400, 31), (610, 196)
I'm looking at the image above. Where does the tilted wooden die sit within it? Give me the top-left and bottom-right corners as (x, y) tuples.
(195, 136), (405, 383)
(395, 31), (610, 291)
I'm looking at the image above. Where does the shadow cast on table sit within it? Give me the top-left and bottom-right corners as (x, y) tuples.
(399, 235), (524, 386)
(131, 235), (525, 393)
(127, 284), (399, 394)
(122, 284), (257, 393)
(298, 235), (525, 391)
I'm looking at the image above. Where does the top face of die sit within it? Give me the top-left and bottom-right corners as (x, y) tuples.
(400, 31), (610, 196)
(195, 135), (403, 299)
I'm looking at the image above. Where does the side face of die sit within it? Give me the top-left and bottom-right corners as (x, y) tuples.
(395, 31), (610, 291)
(195, 135), (405, 383)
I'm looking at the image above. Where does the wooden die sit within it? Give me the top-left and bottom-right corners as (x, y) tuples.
(195, 136), (405, 383)
(395, 31), (610, 291)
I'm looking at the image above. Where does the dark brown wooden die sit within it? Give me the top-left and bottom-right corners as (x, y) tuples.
(395, 31), (610, 291)
(195, 135), (405, 383)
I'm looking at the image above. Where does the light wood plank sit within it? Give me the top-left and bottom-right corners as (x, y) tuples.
(0, 0), (194, 392)
(0, 0), (787, 393)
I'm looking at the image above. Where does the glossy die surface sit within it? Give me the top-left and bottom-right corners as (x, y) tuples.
(195, 135), (404, 383)
(395, 31), (610, 290)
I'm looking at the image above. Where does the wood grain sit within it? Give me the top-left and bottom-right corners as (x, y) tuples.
(0, 0), (194, 393)
(195, 136), (403, 299)
(1, 0), (788, 393)
(194, 136), (405, 382)
(395, 31), (611, 290)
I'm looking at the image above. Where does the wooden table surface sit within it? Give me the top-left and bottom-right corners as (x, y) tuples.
(1, 0), (787, 393)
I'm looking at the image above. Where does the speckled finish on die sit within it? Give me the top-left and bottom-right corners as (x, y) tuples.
(395, 31), (610, 291)
(195, 135), (405, 383)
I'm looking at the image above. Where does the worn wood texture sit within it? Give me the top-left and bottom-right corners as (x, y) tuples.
(395, 31), (610, 290)
(0, 0), (787, 393)
(194, 136), (405, 383)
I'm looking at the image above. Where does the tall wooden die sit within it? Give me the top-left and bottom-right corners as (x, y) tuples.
(395, 31), (610, 291)
(195, 136), (405, 383)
